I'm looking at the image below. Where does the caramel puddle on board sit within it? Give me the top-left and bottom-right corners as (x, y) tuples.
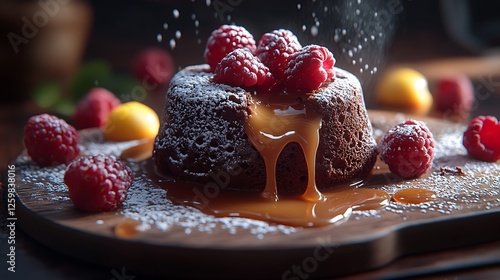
(122, 94), (432, 227)
(392, 188), (436, 204)
(142, 93), (390, 227)
(158, 177), (391, 227)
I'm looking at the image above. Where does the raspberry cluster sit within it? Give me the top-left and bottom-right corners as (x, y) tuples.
(205, 25), (335, 92)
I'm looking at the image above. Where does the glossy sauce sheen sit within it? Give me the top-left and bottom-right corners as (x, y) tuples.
(392, 188), (436, 204)
(122, 95), (433, 227)
(245, 93), (324, 202)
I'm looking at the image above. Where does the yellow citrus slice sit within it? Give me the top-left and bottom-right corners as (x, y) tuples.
(103, 101), (160, 141)
(376, 68), (433, 115)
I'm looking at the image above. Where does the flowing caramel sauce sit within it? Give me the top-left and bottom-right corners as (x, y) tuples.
(119, 95), (435, 227)
(244, 92), (324, 202)
(146, 164), (390, 227)
(392, 188), (436, 204)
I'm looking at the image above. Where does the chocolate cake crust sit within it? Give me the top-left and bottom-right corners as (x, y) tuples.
(153, 64), (377, 194)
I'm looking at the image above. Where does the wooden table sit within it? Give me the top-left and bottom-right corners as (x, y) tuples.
(2, 99), (500, 280)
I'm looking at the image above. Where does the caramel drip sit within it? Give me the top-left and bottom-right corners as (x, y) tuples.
(141, 92), (391, 227)
(392, 188), (436, 204)
(244, 93), (324, 202)
(124, 92), (438, 227)
(115, 95), (441, 227)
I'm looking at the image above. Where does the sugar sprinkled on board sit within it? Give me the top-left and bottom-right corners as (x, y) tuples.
(359, 116), (500, 222)
(13, 114), (500, 236)
(12, 1), (500, 237)
(121, 174), (297, 235)
(15, 131), (297, 237)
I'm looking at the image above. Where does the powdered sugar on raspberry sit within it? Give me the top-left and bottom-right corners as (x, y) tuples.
(284, 45), (335, 92)
(370, 116), (500, 219)
(256, 29), (302, 80)
(379, 119), (435, 179)
(204, 25), (256, 70)
(213, 48), (273, 87)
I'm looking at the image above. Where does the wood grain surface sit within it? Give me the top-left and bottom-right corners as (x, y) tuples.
(13, 111), (500, 279)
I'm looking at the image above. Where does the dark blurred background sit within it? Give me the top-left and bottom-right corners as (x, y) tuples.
(2, 0), (500, 102)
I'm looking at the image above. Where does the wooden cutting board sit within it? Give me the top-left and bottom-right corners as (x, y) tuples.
(14, 111), (500, 279)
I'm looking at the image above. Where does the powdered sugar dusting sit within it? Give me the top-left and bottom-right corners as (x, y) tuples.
(15, 129), (296, 237)
(153, 64), (258, 183)
(120, 173), (296, 235)
(362, 115), (500, 221)
(17, 157), (69, 202)
(13, 111), (500, 238)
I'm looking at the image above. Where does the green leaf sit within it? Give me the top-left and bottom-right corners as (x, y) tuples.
(101, 74), (145, 102)
(70, 60), (112, 101)
(31, 82), (62, 108)
(53, 99), (75, 116)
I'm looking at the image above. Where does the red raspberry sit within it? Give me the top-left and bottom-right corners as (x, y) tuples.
(379, 119), (435, 178)
(132, 48), (175, 87)
(256, 29), (302, 80)
(73, 87), (121, 129)
(64, 154), (133, 212)
(463, 116), (500, 162)
(434, 76), (474, 116)
(24, 114), (80, 166)
(284, 45), (335, 92)
(204, 25), (256, 70)
(213, 48), (274, 88)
